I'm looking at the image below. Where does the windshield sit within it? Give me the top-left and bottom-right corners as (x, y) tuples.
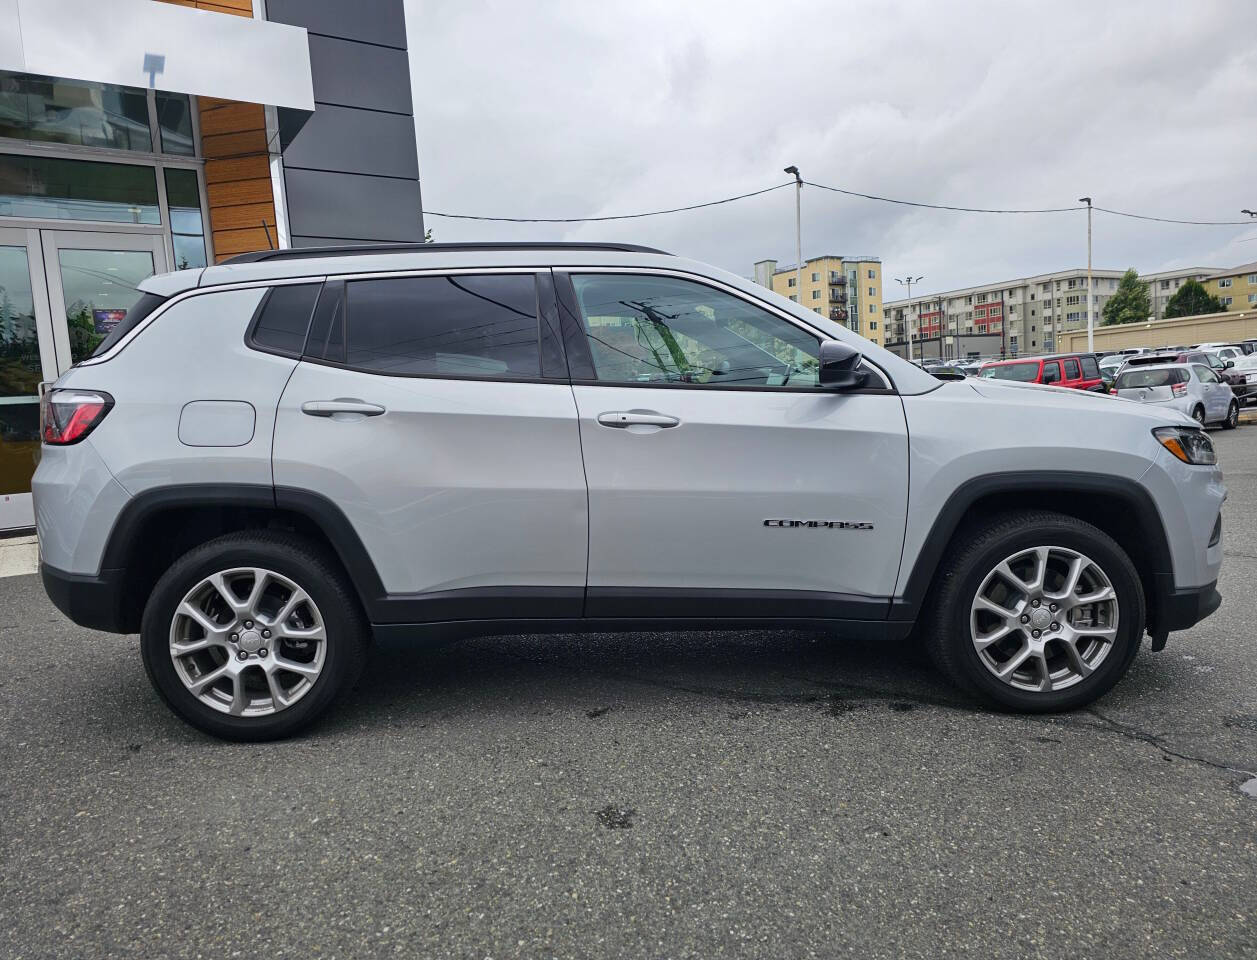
(1116, 368), (1183, 389)
(980, 362), (1039, 381)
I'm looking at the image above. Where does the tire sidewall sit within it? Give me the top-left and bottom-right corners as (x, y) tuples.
(943, 520), (1143, 712)
(141, 536), (360, 740)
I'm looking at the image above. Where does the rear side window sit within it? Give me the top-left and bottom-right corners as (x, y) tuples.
(343, 274), (540, 377)
(1080, 356), (1100, 378)
(88, 292), (167, 358)
(1116, 368), (1184, 389)
(980, 361), (1039, 382)
(1062, 358), (1080, 379)
(249, 283), (322, 356)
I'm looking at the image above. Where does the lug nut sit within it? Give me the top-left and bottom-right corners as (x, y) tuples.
(261, 629), (271, 639)
(1020, 614), (1029, 624)
(230, 633), (239, 642)
(236, 650), (249, 661)
(1049, 603), (1058, 612)
(1032, 629), (1041, 639)
(1031, 599), (1041, 608)
(244, 620), (254, 629)
(258, 648), (268, 658)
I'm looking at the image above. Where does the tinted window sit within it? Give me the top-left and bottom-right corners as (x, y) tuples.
(345, 274), (539, 377)
(1194, 365), (1218, 383)
(251, 284), (322, 356)
(88, 292), (166, 358)
(980, 362), (1039, 382)
(570, 274), (820, 387)
(1116, 368), (1184, 389)
(1041, 362), (1061, 384)
(1080, 356), (1100, 378)
(1063, 358), (1080, 379)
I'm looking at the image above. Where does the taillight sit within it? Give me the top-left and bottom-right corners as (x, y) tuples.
(41, 389), (114, 445)
(1171, 382), (1188, 396)
(1109, 388), (1117, 394)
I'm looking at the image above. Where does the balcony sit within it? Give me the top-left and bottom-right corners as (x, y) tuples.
(828, 274), (847, 285)
(828, 291), (847, 305)
(829, 308), (848, 321)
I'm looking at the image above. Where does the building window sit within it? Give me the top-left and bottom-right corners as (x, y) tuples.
(164, 168), (206, 269)
(869, 303), (875, 314)
(810, 272), (819, 282)
(1219, 278), (1233, 288)
(811, 289), (820, 300)
(1248, 275), (1257, 284)
(156, 91), (195, 156)
(869, 320), (878, 330)
(787, 277), (796, 287)
(0, 70), (151, 151)
(1222, 296), (1233, 306)
(867, 269), (875, 279)
(0, 152), (159, 223)
(789, 295), (797, 302)
(1161, 280), (1170, 289)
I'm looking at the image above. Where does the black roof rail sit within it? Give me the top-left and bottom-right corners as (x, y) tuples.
(222, 241), (671, 265)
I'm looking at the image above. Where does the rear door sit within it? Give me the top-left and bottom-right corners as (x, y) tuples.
(1192, 364), (1226, 419)
(1040, 360), (1062, 386)
(557, 269), (909, 620)
(272, 270), (588, 622)
(1060, 356), (1082, 389)
(1077, 354), (1103, 391)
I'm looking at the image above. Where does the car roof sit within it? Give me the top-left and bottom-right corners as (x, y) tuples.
(1117, 362), (1191, 373)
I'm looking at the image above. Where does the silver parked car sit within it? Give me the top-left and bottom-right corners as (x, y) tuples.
(33, 242), (1227, 739)
(1114, 363), (1239, 428)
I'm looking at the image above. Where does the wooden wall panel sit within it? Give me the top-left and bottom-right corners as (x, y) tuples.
(154, 0), (278, 263)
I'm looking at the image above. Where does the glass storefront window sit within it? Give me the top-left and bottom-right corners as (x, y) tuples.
(0, 153), (160, 224)
(58, 248), (157, 363)
(0, 245), (44, 496)
(156, 92), (195, 156)
(0, 71), (151, 152)
(164, 168), (206, 269)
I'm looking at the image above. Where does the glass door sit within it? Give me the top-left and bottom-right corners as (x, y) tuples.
(0, 228), (58, 531)
(42, 230), (168, 366)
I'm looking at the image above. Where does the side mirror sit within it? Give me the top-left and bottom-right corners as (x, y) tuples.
(818, 339), (868, 390)
(1226, 360), (1235, 369)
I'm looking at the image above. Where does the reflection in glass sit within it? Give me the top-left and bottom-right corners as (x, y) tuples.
(156, 91), (195, 156)
(0, 246), (44, 495)
(0, 154), (160, 224)
(57, 249), (155, 363)
(0, 71), (151, 152)
(164, 168), (206, 270)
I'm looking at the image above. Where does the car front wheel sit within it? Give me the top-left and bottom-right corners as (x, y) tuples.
(141, 531), (369, 740)
(1223, 400), (1239, 430)
(924, 510), (1144, 712)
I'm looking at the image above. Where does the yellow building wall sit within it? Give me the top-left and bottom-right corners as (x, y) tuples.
(1060, 307), (1257, 353)
(1203, 271), (1257, 311)
(766, 257), (882, 346)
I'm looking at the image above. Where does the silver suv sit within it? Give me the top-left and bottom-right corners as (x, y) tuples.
(34, 243), (1225, 740)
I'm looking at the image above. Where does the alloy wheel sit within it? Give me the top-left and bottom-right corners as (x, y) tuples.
(969, 545), (1119, 693)
(169, 567), (327, 717)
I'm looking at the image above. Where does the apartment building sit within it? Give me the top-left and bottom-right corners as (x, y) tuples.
(1202, 261), (1257, 311)
(753, 255), (884, 347)
(882, 265), (1217, 361)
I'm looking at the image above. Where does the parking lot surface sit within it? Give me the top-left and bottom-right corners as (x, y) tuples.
(2, 432), (1255, 960)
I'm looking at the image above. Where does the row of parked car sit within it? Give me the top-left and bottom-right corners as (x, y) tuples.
(915, 339), (1257, 429)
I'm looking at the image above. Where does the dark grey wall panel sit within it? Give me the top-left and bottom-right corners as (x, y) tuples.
(266, 0), (407, 50)
(307, 35), (412, 114)
(282, 105), (418, 180)
(284, 168), (423, 243)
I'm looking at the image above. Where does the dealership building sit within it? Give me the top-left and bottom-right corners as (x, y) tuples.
(0, 0), (424, 528)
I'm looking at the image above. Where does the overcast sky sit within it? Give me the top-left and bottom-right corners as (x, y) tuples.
(406, 0), (1257, 300)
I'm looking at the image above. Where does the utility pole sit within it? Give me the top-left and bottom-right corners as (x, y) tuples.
(895, 276), (923, 361)
(785, 166), (803, 302)
(1080, 197), (1093, 352)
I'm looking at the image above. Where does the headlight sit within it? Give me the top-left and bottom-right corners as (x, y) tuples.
(1153, 426), (1216, 465)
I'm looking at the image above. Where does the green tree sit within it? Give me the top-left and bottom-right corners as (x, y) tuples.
(1101, 268), (1151, 326)
(1163, 278), (1226, 318)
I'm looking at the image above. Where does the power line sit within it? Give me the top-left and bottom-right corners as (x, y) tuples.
(802, 180), (1083, 214)
(421, 179), (1254, 226)
(422, 182), (791, 222)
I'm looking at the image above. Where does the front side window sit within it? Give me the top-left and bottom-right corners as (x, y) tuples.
(1194, 365), (1218, 383)
(570, 274), (821, 388)
(1041, 362), (1062, 384)
(343, 274), (539, 378)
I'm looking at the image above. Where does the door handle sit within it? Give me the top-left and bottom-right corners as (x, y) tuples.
(301, 398), (386, 417)
(597, 411), (680, 428)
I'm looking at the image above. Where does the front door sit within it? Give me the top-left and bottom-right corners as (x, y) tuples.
(0, 228), (166, 530)
(558, 270), (910, 620)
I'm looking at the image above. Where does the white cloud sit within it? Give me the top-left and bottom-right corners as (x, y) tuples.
(407, 0), (1257, 297)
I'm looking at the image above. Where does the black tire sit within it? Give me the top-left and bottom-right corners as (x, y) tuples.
(1191, 405), (1205, 425)
(923, 510), (1144, 713)
(1223, 400), (1239, 430)
(141, 531), (369, 741)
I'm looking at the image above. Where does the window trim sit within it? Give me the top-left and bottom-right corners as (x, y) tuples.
(298, 269), (565, 385)
(554, 266), (895, 394)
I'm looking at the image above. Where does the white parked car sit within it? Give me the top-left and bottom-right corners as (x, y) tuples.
(1114, 362), (1239, 428)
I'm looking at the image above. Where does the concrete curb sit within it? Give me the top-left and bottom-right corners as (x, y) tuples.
(0, 535), (38, 578)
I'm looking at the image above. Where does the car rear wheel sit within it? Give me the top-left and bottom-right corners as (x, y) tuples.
(924, 511), (1144, 712)
(1223, 400), (1239, 430)
(141, 531), (369, 740)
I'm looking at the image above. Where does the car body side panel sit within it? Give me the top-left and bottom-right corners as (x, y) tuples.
(48, 288), (294, 495)
(32, 439), (131, 575)
(897, 380), (1220, 595)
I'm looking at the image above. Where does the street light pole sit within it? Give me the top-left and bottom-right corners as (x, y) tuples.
(895, 276), (924, 361)
(1080, 196), (1093, 353)
(785, 166), (802, 302)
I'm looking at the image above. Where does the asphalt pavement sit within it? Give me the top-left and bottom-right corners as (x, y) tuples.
(2, 431), (1255, 959)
